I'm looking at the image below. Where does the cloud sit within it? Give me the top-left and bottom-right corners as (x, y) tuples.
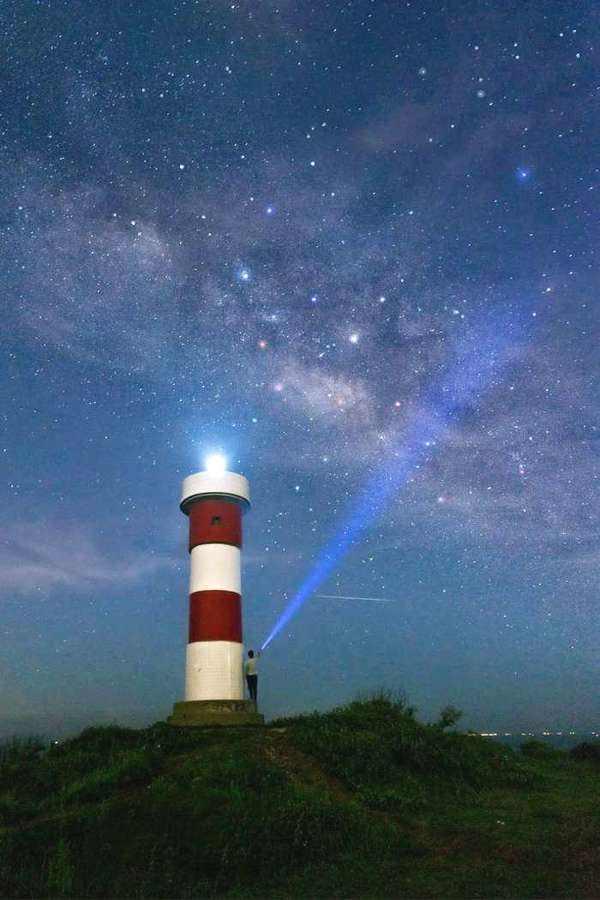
(403, 342), (600, 562)
(16, 187), (181, 375)
(4, 137), (596, 572)
(275, 357), (374, 423)
(0, 521), (175, 597)
(356, 101), (448, 153)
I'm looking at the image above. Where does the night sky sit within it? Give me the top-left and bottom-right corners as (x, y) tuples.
(2, 1), (598, 738)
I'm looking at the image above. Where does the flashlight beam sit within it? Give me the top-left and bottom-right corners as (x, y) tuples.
(261, 305), (531, 651)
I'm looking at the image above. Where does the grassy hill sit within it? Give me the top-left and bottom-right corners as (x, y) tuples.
(1, 694), (598, 898)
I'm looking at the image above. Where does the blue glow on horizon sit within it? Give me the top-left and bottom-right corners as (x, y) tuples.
(261, 306), (531, 651)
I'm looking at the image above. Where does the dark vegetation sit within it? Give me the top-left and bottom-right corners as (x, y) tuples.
(0, 693), (598, 898)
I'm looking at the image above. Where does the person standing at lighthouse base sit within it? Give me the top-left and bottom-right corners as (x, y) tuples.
(244, 650), (260, 705)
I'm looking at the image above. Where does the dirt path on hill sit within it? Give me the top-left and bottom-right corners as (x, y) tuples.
(261, 728), (353, 803)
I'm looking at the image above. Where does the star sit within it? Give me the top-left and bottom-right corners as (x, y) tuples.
(516, 167), (533, 182)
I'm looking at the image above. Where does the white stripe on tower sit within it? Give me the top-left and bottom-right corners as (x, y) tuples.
(185, 642), (243, 701)
(189, 544), (241, 595)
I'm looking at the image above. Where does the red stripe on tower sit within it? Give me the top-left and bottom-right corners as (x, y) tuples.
(188, 499), (242, 550)
(188, 590), (242, 643)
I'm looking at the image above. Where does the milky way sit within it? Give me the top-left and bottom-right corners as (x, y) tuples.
(1, 1), (598, 735)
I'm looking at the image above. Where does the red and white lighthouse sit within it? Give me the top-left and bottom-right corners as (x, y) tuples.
(169, 456), (262, 726)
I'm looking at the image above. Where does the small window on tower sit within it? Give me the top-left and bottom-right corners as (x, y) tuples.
(211, 516), (222, 525)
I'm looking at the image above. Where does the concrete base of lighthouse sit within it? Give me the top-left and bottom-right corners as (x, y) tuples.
(167, 699), (264, 727)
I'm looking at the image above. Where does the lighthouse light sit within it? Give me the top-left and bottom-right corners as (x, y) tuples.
(204, 453), (227, 474)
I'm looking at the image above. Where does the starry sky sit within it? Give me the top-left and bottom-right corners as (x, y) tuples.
(1, 0), (598, 738)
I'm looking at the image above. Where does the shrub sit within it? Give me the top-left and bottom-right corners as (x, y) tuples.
(0, 790), (38, 826)
(520, 739), (560, 759)
(436, 705), (463, 730)
(271, 689), (416, 730)
(284, 695), (536, 794)
(570, 742), (600, 763)
(217, 784), (400, 880)
(0, 738), (59, 804)
(47, 838), (74, 897)
(52, 724), (142, 757)
(292, 725), (395, 787)
(58, 748), (160, 805)
(357, 779), (427, 813)
(0, 736), (45, 765)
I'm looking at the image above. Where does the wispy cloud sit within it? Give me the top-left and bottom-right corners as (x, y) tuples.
(275, 357), (374, 424)
(0, 521), (175, 597)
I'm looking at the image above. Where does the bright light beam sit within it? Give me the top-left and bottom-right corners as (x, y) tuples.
(261, 306), (531, 651)
(204, 452), (228, 474)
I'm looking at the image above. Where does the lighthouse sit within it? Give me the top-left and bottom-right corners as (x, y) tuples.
(168, 455), (264, 727)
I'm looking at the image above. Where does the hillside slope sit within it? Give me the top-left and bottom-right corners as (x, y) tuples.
(0, 696), (598, 898)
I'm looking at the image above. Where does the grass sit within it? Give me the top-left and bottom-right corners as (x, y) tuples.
(274, 692), (538, 796)
(0, 696), (598, 898)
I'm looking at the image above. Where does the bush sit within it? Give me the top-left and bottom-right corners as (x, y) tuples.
(520, 739), (560, 759)
(215, 784), (396, 880)
(271, 689), (416, 730)
(47, 838), (74, 897)
(0, 789), (38, 826)
(52, 724), (142, 758)
(0, 736), (45, 765)
(436, 705), (463, 730)
(357, 778), (427, 813)
(284, 695), (536, 795)
(570, 742), (600, 763)
(0, 738), (59, 805)
(58, 748), (161, 805)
